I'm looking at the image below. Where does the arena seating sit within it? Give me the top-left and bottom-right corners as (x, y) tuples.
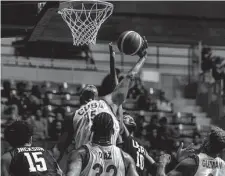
(1, 79), (209, 155)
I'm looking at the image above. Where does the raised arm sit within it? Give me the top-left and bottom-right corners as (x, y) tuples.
(122, 151), (139, 176)
(104, 37), (148, 107)
(109, 42), (119, 88)
(66, 148), (85, 176)
(108, 43), (125, 131)
(156, 156), (198, 176)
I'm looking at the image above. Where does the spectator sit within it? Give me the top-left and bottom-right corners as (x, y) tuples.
(7, 89), (20, 107)
(128, 78), (147, 99)
(1, 80), (11, 98)
(201, 46), (213, 72)
(4, 105), (21, 126)
(148, 127), (159, 150)
(19, 91), (31, 115)
(16, 81), (27, 97)
(212, 56), (225, 81)
(49, 112), (64, 140)
(56, 112), (64, 121)
(147, 115), (159, 135)
(192, 132), (202, 150)
(157, 117), (176, 151)
(43, 92), (51, 105)
(137, 95), (148, 110)
(134, 114), (145, 137)
(29, 85), (42, 106)
(46, 112), (55, 139)
(51, 120), (63, 140)
(30, 109), (48, 141)
(137, 128), (151, 150)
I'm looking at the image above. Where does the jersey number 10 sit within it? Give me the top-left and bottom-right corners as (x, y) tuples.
(136, 151), (144, 170)
(24, 152), (47, 172)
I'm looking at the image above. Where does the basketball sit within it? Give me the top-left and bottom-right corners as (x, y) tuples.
(117, 31), (143, 55)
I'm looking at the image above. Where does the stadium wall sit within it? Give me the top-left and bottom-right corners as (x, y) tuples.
(1, 65), (107, 85)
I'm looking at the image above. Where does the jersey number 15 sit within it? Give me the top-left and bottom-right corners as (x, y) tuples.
(24, 152), (47, 172)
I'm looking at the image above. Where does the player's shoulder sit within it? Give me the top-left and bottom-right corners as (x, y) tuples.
(69, 145), (90, 162)
(166, 156), (199, 176)
(174, 155), (198, 173)
(121, 150), (135, 165)
(180, 156), (198, 165)
(1, 152), (12, 165)
(2, 152), (12, 161)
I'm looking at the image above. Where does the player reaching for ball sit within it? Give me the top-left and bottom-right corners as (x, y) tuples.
(66, 112), (139, 176)
(156, 126), (225, 176)
(52, 34), (149, 162)
(121, 112), (157, 176)
(107, 33), (195, 176)
(1, 121), (63, 176)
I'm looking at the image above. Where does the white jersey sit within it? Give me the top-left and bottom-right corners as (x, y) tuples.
(72, 100), (120, 149)
(81, 143), (125, 176)
(194, 153), (225, 176)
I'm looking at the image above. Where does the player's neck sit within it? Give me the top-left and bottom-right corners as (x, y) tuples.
(92, 135), (111, 145)
(204, 152), (218, 158)
(24, 143), (32, 147)
(202, 148), (219, 158)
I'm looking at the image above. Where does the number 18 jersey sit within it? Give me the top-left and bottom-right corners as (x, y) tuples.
(81, 143), (125, 176)
(9, 146), (62, 176)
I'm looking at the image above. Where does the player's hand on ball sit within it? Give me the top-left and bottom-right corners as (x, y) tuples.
(159, 154), (171, 165)
(137, 36), (148, 58)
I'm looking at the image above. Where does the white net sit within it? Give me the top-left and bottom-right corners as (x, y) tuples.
(58, 1), (113, 46)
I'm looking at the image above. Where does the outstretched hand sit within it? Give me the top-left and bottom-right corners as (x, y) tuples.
(137, 36), (148, 58)
(176, 142), (195, 162)
(159, 153), (171, 165)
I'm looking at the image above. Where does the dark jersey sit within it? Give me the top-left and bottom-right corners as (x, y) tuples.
(122, 136), (147, 176)
(9, 146), (62, 176)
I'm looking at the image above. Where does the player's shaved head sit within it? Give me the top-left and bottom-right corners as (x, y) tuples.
(4, 121), (33, 148)
(203, 126), (225, 154)
(80, 84), (98, 105)
(91, 112), (114, 137)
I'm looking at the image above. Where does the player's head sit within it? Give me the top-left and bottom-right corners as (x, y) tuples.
(123, 112), (136, 134)
(159, 117), (168, 127)
(91, 112), (114, 138)
(201, 126), (225, 155)
(4, 120), (33, 148)
(80, 84), (98, 105)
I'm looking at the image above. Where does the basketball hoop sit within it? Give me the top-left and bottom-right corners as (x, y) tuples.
(58, 0), (113, 46)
